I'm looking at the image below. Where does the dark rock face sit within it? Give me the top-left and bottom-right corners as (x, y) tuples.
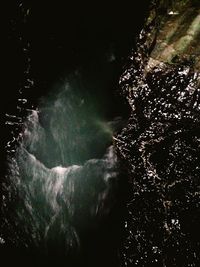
(117, 23), (200, 267)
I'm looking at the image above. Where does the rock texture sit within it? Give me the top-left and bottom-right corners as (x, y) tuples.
(117, 1), (200, 266)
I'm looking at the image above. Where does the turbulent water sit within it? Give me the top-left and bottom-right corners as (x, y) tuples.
(2, 3), (135, 266)
(2, 1), (200, 267)
(1, 75), (126, 266)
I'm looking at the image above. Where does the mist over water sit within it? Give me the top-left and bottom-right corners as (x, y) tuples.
(2, 1), (151, 267)
(4, 1), (200, 266)
(2, 73), (127, 266)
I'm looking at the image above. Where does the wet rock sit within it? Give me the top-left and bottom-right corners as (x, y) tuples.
(117, 1), (200, 266)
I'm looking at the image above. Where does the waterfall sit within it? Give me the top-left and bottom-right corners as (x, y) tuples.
(4, 1), (200, 266)
(1, 74), (125, 267)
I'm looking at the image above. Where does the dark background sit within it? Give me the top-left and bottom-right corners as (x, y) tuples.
(4, 0), (150, 113)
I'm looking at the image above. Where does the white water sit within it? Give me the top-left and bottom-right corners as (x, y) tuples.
(4, 79), (121, 253)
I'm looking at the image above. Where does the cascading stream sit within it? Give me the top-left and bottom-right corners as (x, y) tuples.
(1, 74), (126, 267)
(3, 1), (200, 267)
